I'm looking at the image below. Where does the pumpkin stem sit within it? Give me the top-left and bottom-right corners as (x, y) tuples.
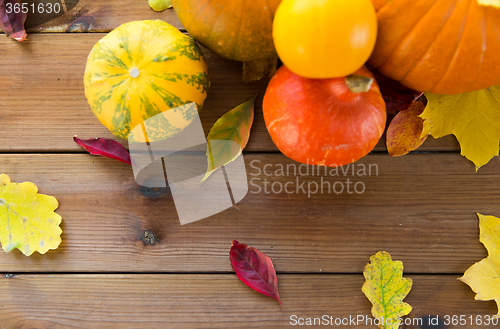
(242, 55), (279, 83)
(345, 74), (374, 93)
(130, 68), (140, 78)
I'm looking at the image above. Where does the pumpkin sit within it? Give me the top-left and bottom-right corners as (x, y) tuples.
(369, 0), (500, 95)
(170, 0), (281, 70)
(273, 0), (378, 79)
(84, 20), (210, 142)
(263, 66), (386, 167)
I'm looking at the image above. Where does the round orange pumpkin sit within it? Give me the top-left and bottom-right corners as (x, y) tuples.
(263, 66), (386, 167)
(369, 0), (500, 95)
(170, 0), (281, 63)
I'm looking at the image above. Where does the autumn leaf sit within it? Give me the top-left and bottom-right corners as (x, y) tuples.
(230, 240), (281, 304)
(420, 87), (500, 170)
(74, 137), (134, 166)
(148, 0), (172, 12)
(0, 174), (62, 256)
(459, 213), (500, 316)
(477, 0), (500, 8)
(370, 69), (422, 114)
(203, 96), (256, 181)
(0, 0), (27, 41)
(362, 251), (413, 329)
(387, 99), (428, 156)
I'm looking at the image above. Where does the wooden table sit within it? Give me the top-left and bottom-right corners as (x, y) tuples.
(1, 1), (498, 328)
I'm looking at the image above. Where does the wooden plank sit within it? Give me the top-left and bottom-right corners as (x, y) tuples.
(0, 274), (497, 328)
(0, 34), (460, 153)
(0, 33), (272, 153)
(2, 0), (183, 33)
(0, 153), (495, 273)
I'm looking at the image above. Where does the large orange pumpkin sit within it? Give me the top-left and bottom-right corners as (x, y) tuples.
(171, 0), (281, 63)
(369, 0), (500, 95)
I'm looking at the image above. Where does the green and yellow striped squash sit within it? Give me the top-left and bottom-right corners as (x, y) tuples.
(84, 20), (210, 142)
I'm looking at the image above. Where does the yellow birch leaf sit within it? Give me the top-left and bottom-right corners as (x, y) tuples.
(362, 251), (413, 329)
(459, 213), (500, 316)
(0, 174), (62, 256)
(419, 87), (500, 170)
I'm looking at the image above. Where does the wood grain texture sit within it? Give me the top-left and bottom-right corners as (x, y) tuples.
(2, 0), (183, 33)
(0, 153), (495, 273)
(0, 274), (497, 328)
(0, 1), (489, 324)
(0, 33), (272, 152)
(0, 34), (460, 153)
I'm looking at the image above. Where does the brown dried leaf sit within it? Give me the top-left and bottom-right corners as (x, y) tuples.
(387, 99), (428, 157)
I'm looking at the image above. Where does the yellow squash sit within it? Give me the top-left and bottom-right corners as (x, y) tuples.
(84, 20), (210, 141)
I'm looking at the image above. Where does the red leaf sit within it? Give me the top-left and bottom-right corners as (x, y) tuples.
(230, 240), (281, 304)
(74, 137), (132, 166)
(0, 0), (27, 41)
(370, 69), (422, 114)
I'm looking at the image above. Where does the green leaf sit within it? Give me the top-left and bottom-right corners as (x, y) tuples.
(419, 86), (500, 170)
(362, 251), (413, 329)
(202, 95), (256, 181)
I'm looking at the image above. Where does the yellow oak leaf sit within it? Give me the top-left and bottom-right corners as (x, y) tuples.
(0, 174), (62, 256)
(362, 251), (413, 329)
(419, 86), (500, 170)
(459, 213), (500, 316)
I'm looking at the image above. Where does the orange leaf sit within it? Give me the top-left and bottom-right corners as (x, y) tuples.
(386, 100), (428, 157)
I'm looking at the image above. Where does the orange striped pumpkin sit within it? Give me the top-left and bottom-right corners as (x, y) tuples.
(369, 0), (500, 95)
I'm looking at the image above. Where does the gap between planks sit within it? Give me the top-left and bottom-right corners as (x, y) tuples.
(0, 153), (492, 274)
(0, 274), (497, 329)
